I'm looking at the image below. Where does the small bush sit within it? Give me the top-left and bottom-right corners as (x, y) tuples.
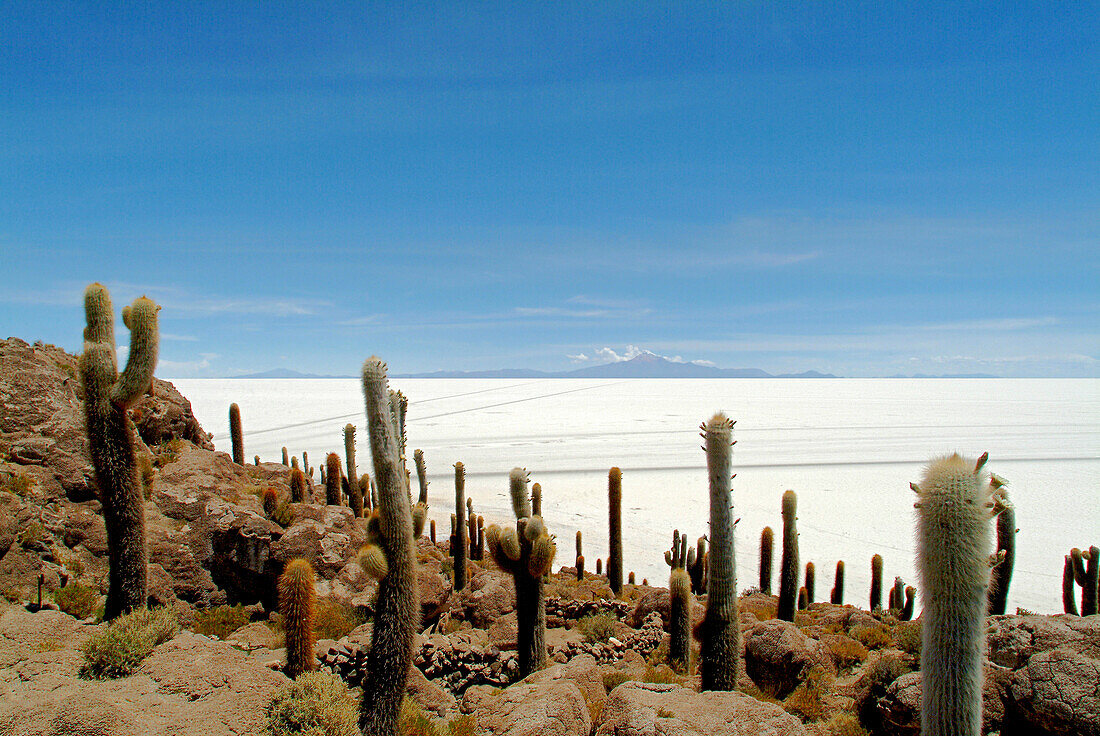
(81, 607), (179, 679)
(642, 664), (683, 685)
(53, 582), (99, 620)
(314, 598), (367, 641)
(783, 665), (833, 721)
(602, 669), (632, 692)
(138, 452), (156, 499)
(850, 623), (892, 650)
(18, 521), (47, 548)
(0, 472), (34, 496)
(895, 621), (921, 657)
(270, 498), (295, 527)
(825, 635), (869, 669)
(152, 439), (184, 468)
(192, 604), (251, 640)
(267, 670), (359, 736)
(823, 712), (871, 736)
(577, 613), (617, 644)
(863, 650), (910, 690)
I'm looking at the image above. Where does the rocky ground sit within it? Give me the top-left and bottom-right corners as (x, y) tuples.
(1, 336), (1097, 736)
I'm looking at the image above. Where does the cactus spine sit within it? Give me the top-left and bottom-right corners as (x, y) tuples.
(279, 558), (317, 678)
(777, 490), (799, 622)
(870, 554), (884, 611)
(454, 462), (468, 592)
(608, 467), (623, 595)
(804, 562), (816, 604)
(914, 453), (1002, 736)
(759, 526), (773, 594)
(666, 530), (691, 673)
(356, 358), (419, 735)
(987, 490), (1015, 615)
(487, 468), (555, 676)
(831, 561), (845, 604)
(700, 413), (739, 691)
(228, 403), (244, 465)
(324, 453), (342, 506)
(79, 284), (159, 620)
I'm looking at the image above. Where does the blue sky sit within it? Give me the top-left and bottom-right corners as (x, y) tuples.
(1, 2), (1097, 377)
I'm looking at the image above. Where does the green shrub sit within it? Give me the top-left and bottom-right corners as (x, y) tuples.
(81, 607), (179, 679)
(267, 671), (359, 736)
(53, 582), (99, 620)
(824, 635), (869, 669)
(314, 598), (367, 640)
(602, 669), (632, 692)
(895, 621), (921, 657)
(783, 665), (833, 721)
(576, 613), (617, 644)
(823, 712), (871, 736)
(192, 604), (251, 640)
(0, 472), (34, 496)
(152, 439), (184, 468)
(18, 521), (46, 548)
(850, 623), (892, 650)
(642, 664), (683, 685)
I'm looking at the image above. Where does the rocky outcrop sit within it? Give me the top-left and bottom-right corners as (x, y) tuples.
(462, 678), (592, 736)
(595, 681), (808, 735)
(744, 618), (835, 699)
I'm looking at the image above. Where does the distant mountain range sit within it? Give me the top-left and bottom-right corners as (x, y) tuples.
(230, 353), (836, 379)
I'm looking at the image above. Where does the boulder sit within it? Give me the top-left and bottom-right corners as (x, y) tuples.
(407, 663), (458, 717)
(449, 567), (516, 628)
(875, 664), (1015, 736)
(744, 618), (835, 699)
(595, 681), (808, 735)
(1010, 644), (1100, 736)
(462, 679), (591, 736)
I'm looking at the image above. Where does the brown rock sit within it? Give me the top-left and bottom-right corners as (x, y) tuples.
(744, 618), (835, 699)
(463, 679), (591, 735)
(595, 680), (808, 735)
(1010, 644), (1100, 736)
(407, 663), (458, 717)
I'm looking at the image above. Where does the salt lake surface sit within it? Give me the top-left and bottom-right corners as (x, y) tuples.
(172, 378), (1099, 615)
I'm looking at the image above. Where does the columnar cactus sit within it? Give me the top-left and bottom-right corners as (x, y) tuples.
(229, 403), (244, 465)
(467, 500), (477, 559)
(688, 537), (707, 594)
(798, 586), (808, 610)
(289, 467), (306, 503)
(279, 558), (317, 679)
(700, 413), (739, 691)
(665, 530), (691, 673)
(531, 482), (542, 516)
(414, 449), (428, 510)
(890, 577), (905, 612)
(475, 516), (485, 561)
(608, 467), (623, 595)
(596, 558), (602, 576)
(254, 455), (260, 466)
(1071, 546), (1099, 616)
(987, 488), (1015, 615)
(575, 530), (584, 580)
(302, 451), (309, 475)
(804, 562), (816, 604)
(1063, 556), (1080, 615)
(777, 490), (799, 622)
(282, 447), (289, 466)
(913, 452), (1003, 736)
(759, 526), (773, 594)
(262, 488), (278, 517)
(870, 554), (884, 612)
(900, 586), (916, 621)
(291, 456), (299, 471)
(830, 561), (845, 604)
(486, 468), (556, 676)
(356, 358), (419, 736)
(79, 284), (159, 620)
(345, 423), (358, 498)
(358, 475), (371, 513)
(325, 453), (342, 506)
(453, 462), (468, 592)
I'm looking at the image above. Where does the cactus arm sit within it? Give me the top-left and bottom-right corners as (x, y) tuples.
(414, 449), (428, 505)
(1062, 556), (1080, 615)
(1084, 546), (1100, 616)
(111, 297), (159, 407)
(700, 413), (739, 691)
(509, 467), (531, 519)
(359, 358), (418, 736)
(987, 501), (1015, 615)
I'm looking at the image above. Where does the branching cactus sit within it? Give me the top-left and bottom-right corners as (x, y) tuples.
(759, 526), (774, 594)
(804, 562), (816, 604)
(777, 490), (800, 622)
(324, 453), (342, 506)
(688, 537), (707, 594)
(987, 482), (1015, 615)
(229, 403), (244, 464)
(355, 358), (419, 736)
(913, 452), (1004, 736)
(576, 531), (585, 580)
(870, 554), (884, 612)
(486, 468), (556, 676)
(453, 461), (468, 591)
(608, 467), (624, 595)
(79, 283), (159, 620)
(699, 413), (739, 691)
(831, 561), (845, 604)
(279, 558), (317, 679)
(1071, 546), (1099, 616)
(665, 530), (691, 673)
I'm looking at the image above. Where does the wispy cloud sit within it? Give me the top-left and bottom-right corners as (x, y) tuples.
(916, 317), (1060, 331)
(161, 333), (199, 342)
(337, 314), (386, 326)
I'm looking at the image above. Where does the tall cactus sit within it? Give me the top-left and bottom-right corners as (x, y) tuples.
(356, 358), (419, 736)
(575, 531), (584, 580)
(279, 558), (317, 679)
(79, 284), (159, 620)
(831, 561), (845, 604)
(282, 447), (289, 466)
(759, 527), (773, 595)
(324, 453), (342, 506)
(665, 530), (691, 673)
(289, 467), (307, 503)
(777, 490), (799, 622)
(344, 423), (358, 499)
(890, 577), (905, 612)
(229, 403), (244, 464)
(870, 554), (884, 612)
(987, 485), (1015, 615)
(913, 452), (1003, 736)
(804, 562), (816, 604)
(453, 462), (468, 591)
(688, 536), (707, 594)
(1071, 546), (1099, 616)
(900, 586), (916, 621)
(700, 413), (739, 691)
(1063, 555), (1080, 615)
(608, 467), (623, 595)
(531, 482), (542, 516)
(487, 468), (556, 676)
